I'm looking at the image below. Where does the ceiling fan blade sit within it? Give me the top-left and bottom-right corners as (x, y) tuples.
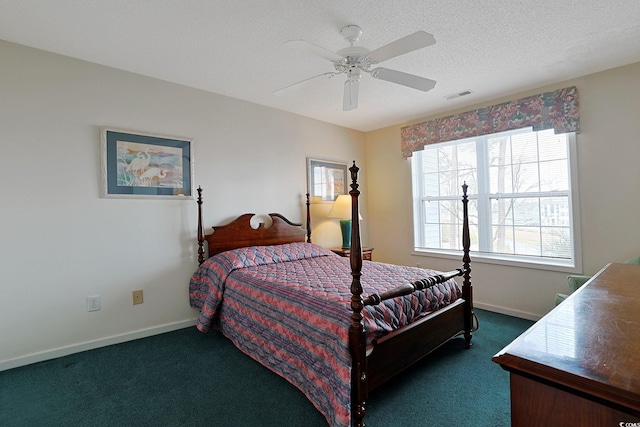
(343, 78), (359, 111)
(367, 31), (436, 63)
(285, 40), (345, 62)
(273, 72), (338, 95)
(371, 67), (436, 92)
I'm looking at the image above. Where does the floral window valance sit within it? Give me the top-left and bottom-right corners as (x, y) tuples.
(400, 86), (579, 158)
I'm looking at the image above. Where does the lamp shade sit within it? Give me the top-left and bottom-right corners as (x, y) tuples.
(328, 195), (363, 220)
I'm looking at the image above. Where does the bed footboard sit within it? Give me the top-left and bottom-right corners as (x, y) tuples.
(367, 299), (466, 390)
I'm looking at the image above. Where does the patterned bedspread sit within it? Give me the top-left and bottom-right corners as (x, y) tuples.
(189, 242), (461, 427)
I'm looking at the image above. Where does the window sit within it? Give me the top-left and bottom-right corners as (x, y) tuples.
(411, 127), (580, 271)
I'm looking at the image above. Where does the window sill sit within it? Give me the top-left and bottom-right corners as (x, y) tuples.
(412, 249), (582, 274)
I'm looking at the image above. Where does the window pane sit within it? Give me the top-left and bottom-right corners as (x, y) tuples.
(424, 173), (439, 196)
(487, 137), (511, 166)
(516, 163), (540, 193)
(457, 140), (477, 169)
(541, 227), (571, 258)
(491, 198), (514, 226)
(440, 200), (458, 224)
(467, 198), (478, 226)
(440, 223), (460, 250)
(423, 224), (440, 248)
(460, 199), (478, 251)
(512, 133), (538, 163)
(489, 165), (513, 194)
(422, 149), (439, 174)
(492, 225), (514, 254)
(424, 200), (439, 223)
(439, 171), (458, 197)
(514, 226), (541, 256)
(540, 160), (568, 192)
(540, 197), (569, 226)
(513, 198), (540, 226)
(468, 223), (480, 252)
(539, 129), (567, 161)
(438, 146), (455, 171)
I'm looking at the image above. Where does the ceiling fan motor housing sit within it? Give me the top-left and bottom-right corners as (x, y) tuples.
(335, 45), (371, 77)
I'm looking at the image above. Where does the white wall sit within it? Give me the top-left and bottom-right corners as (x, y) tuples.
(365, 61), (640, 320)
(0, 41), (366, 369)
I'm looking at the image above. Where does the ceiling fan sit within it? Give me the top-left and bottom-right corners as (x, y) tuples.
(276, 25), (437, 111)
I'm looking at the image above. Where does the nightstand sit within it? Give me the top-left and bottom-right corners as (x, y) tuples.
(330, 247), (374, 261)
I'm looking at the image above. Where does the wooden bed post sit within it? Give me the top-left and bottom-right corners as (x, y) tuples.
(305, 193), (312, 243)
(462, 182), (473, 348)
(197, 186), (205, 265)
(348, 161), (367, 427)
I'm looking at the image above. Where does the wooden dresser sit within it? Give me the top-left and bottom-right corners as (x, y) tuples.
(493, 263), (640, 426)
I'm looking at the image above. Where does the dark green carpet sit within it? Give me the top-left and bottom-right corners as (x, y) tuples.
(1, 309), (533, 426)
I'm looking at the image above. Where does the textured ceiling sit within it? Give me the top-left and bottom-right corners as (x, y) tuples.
(1, 0), (639, 132)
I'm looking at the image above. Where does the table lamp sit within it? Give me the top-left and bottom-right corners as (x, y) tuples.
(328, 194), (362, 249)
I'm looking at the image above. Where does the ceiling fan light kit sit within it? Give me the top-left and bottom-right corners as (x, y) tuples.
(280, 25), (437, 111)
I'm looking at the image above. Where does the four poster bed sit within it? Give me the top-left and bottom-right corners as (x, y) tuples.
(189, 162), (474, 427)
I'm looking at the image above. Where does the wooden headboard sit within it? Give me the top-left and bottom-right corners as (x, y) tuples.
(197, 188), (311, 263)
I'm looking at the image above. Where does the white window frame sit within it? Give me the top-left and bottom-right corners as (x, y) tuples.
(411, 129), (582, 273)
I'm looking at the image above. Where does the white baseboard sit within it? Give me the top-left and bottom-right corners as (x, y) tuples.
(2, 306), (539, 372)
(0, 318), (197, 372)
(474, 301), (543, 321)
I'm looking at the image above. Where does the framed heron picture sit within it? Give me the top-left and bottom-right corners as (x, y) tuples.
(100, 127), (194, 199)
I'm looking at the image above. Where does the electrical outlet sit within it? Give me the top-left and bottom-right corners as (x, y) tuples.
(87, 295), (101, 312)
(132, 290), (144, 305)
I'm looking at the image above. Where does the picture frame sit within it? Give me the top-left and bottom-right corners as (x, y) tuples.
(307, 158), (348, 202)
(100, 127), (194, 199)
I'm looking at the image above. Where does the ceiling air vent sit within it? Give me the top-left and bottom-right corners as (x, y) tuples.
(445, 90), (473, 101)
